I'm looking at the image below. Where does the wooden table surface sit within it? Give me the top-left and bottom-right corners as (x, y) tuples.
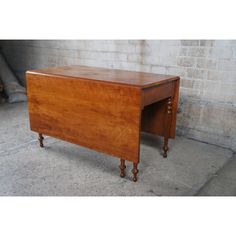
(29, 65), (179, 88)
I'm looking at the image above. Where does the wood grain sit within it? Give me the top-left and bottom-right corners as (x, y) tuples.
(28, 65), (179, 89)
(27, 73), (142, 163)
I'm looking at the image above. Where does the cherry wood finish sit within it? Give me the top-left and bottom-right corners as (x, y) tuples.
(27, 74), (141, 163)
(142, 82), (174, 107)
(28, 65), (179, 88)
(26, 65), (180, 182)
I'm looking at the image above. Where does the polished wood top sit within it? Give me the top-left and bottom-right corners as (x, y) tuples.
(27, 65), (179, 88)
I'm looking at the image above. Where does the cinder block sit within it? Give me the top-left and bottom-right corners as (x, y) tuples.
(166, 66), (186, 77)
(145, 40), (162, 47)
(114, 43), (136, 53)
(196, 58), (217, 69)
(218, 59), (236, 71)
(160, 40), (181, 46)
(188, 47), (206, 57)
(214, 40), (236, 47)
(127, 53), (142, 63)
(180, 78), (203, 90)
(180, 87), (201, 99)
(232, 47), (236, 59)
(141, 54), (161, 65)
(151, 65), (167, 74)
(199, 40), (215, 47)
(208, 47), (232, 59)
(207, 70), (236, 83)
(128, 40), (141, 45)
(202, 80), (221, 95)
(177, 57), (195, 67)
(179, 47), (188, 56)
(186, 68), (207, 79)
(181, 40), (199, 46)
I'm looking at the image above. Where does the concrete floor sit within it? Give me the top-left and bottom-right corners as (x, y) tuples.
(0, 102), (235, 196)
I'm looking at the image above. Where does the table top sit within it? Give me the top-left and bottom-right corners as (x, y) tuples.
(27, 65), (179, 88)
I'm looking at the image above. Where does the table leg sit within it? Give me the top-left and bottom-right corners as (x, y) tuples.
(163, 97), (172, 158)
(38, 133), (44, 148)
(119, 159), (126, 178)
(132, 163), (139, 182)
(163, 137), (169, 158)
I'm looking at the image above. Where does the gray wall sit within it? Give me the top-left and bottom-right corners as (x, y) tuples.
(0, 40), (235, 151)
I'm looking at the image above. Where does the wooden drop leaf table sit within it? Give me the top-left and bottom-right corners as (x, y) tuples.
(26, 65), (180, 182)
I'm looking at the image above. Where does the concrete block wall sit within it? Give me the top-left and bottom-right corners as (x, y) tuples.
(0, 40), (235, 151)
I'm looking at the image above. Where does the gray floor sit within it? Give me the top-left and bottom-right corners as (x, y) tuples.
(0, 102), (235, 196)
(196, 153), (236, 196)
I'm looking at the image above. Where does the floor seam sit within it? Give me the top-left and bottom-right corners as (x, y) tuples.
(0, 137), (54, 156)
(183, 135), (235, 153)
(193, 153), (235, 196)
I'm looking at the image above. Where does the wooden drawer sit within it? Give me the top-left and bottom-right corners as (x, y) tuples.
(142, 82), (174, 107)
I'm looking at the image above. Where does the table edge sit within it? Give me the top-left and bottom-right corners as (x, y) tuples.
(26, 70), (180, 89)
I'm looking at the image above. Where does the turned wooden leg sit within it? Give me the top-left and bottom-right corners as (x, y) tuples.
(162, 97), (172, 158)
(163, 137), (169, 158)
(132, 163), (139, 182)
(119, 159), (126, 178)
(38, 133), (44, 148)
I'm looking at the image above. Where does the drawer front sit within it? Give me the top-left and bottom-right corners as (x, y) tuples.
(142, 82), (174, 107)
